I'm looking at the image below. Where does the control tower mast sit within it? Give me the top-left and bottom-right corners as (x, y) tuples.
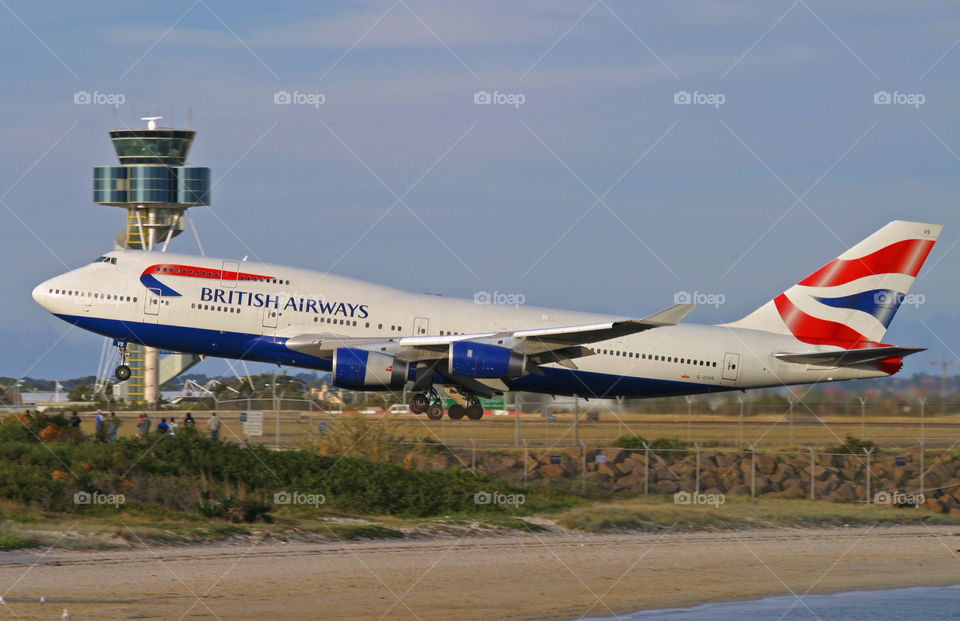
(93, 117), (210, 406)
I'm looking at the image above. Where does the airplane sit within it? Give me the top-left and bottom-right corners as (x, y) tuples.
(32, 220), (941, 420)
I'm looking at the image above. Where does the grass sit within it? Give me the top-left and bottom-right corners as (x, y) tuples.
(551, 494), (960, 532)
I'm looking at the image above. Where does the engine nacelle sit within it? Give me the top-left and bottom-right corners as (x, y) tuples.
(332, 348), (409, 390)
(449, 341), (525, 378)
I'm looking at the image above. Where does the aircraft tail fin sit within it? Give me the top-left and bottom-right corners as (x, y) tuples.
(724, 221), (941, 348)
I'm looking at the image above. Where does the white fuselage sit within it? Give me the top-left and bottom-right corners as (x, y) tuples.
(32, 250), (891, 399)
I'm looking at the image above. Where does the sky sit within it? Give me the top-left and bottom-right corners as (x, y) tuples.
(2, 1), (960, 381)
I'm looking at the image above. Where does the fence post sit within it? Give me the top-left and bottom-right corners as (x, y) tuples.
(694, 443), (701, 494)
(865, 447), (874, 504)
(809, 447), (816, 501)
(471, 437), (476, 473)
(643, 441), (650, 496)
(522, 439), (529, 486)
(514, 394), (521, 448)
(581, 440), (587, 496)
(918, 439), (925, 496)
(750, 444), (757, 498)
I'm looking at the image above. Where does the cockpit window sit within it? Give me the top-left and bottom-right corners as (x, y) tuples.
(91, 256), (118, 264)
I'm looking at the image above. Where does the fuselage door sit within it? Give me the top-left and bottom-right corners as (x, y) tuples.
(143, 287), (161, 317)
(262, 306), (279, 329)
(221, 261), (239, 288)
(722, 352), (740, 382)
(413, 316), (429, 336)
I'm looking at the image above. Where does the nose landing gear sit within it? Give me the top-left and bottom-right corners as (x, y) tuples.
(114, 342), (132, 382)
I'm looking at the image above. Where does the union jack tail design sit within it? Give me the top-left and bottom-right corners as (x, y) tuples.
(726, 221), (942, 349)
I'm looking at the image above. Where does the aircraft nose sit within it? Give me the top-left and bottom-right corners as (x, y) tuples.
(32, 282), (47, 307)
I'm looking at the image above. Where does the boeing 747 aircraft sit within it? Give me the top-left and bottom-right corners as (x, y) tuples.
(33, 220), (940, 420)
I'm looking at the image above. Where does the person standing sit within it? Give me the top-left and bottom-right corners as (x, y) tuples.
(94, 410), (104, 442)
(106, 412), (120, 442)
(207, 411), (221, 440)
(136, 413), (151, 437)
(183, 412), (196, 429)
(156, 418), (170, 434)
(69, 411), (81, 429)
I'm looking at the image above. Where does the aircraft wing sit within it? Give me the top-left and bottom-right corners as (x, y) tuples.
(775, 346), (925, 368)
(284, 303), (696, 368)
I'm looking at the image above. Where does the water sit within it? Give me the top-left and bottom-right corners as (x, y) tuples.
(584, 585), (960, 620)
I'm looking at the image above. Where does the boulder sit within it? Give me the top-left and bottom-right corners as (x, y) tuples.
(831, 484), (858, 502)
(779, 481), (807, 498)
(539, 464), (564, 478)
(924, 496), (946, 513)
(755, 454), (777, 474)
(655, 480), (680, 494)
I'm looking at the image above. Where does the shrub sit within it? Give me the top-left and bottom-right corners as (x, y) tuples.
(611, 435), (688, 457)
(611, 434), (647, 450)
(829, 436), (879, 455)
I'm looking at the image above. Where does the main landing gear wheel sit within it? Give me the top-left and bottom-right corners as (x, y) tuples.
(466, 401), (483, 420)
(426, 402), (444, 420)
(410, 392), (430, 414)
(447, 404), (465, 420)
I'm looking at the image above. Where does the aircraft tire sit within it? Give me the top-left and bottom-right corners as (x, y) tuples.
(426, 402), (444, 420)
(115, 365), (132, 382)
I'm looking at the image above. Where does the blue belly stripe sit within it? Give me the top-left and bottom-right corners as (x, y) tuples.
(55, 314), (726, 399)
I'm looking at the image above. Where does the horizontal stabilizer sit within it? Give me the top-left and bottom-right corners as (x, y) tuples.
(775, 346), (925, 367)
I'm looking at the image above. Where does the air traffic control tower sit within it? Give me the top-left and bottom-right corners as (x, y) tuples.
(93, 117), (210, 405)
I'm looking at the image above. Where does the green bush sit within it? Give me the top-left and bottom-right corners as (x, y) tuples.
(611, 434), (647, 449)
(829, 436), (879, 455)
(611, 435), (688, 457)
(0, 433), (525, 518)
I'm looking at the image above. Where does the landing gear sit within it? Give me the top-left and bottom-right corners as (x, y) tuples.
(426, 402), (444, 420)
(114, 342), (131, 382)
(410, 392), (430, 414)
(465, 397), (483, 420)
(447, 404), (465, 420)
(413, 388), (445, 419)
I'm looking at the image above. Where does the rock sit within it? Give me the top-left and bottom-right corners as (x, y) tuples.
(727, 484), (751, 497)
(654, 466), (677, 481)
(655, 480), (680, 494)
(948, 508), (960, 518)
(539, 464), (564, 478)
(924, 496), (946, 513)
(596, 462), (622, 478)
(586, 472), (611, 485)
(832, 484), (859, 502)
(779, 482), (806, 498)
(713, 453), (738, 469)
(755, 454), (777, 474)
